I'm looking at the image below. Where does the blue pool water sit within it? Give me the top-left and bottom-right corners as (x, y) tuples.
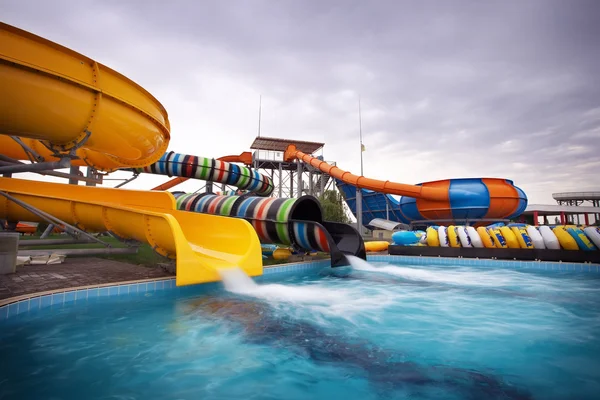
(1, 258), (600, 400)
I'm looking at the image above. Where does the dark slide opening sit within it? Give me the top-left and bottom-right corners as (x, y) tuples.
(323, 221), (366, 266)
(290, 195), (323, 223)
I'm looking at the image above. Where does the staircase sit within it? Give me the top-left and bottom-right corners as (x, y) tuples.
(314, 173), (330, 194)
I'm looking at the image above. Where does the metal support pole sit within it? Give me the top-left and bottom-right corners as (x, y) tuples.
(0, 157), (101, 184)
(40, 223), (55, 239)
(290, 171), (294, 198)
(85, 167), (97, 187)
(0, 191), (109, 247)
(278, 163), (283, 198)
(309, 170), (314, 197)
(0, 158), (70, 174)
(386, 201), (389, 220)
(206, 182), (213, 193)
(10, 136), (43, 162)
(356, 188), (363, 235)
(2, 173), (11, 178)
(114, 173), (139, 188)
(69, 166), (80, 185)
(320, 174), (325, 198)
(19, 238), (94, 247)
(19, 247), (137, 257)
(296, 161), (302, 198)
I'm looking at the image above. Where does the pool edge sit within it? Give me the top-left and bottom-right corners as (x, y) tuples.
(2, 255), (599, 321)
(0, 259), (332, 319)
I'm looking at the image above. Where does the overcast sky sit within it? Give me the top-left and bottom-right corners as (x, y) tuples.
(2, 0), (599, 204)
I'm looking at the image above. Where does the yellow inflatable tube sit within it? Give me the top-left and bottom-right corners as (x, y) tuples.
(488, 227), (508, 248)
(510, 226), (534, 249)
(477, 227), (496, 248)
(499, 226), (520, 249)
(426, 226), (440, 247)
(447, 225), (461, 247)
(273, 248), (293, 260)
(365, 241), (390, 252)
(553, 226), (579, 250)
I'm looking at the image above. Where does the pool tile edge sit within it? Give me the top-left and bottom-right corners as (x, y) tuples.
(0, 260), (330, 320)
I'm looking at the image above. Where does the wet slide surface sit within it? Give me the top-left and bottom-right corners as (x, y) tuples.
(0, 178), (262, 286)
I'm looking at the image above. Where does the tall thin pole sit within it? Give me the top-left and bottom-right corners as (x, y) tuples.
(356, 96), (363, 235)
(257, 95), (262, 137)
(358, 96), (364, 176)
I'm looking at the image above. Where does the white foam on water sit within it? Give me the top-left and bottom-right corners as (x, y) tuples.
(217, 267), (397, 321)
(345, 255), (530, 288)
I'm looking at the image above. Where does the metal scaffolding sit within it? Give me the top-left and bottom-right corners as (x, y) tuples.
(248, 136), (336, 198)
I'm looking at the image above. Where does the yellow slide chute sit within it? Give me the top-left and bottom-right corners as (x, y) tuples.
(0, 178), (263, 286)
(0, 22), (263, 286)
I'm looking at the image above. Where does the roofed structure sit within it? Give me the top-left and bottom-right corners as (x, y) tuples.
(552, 191), (600, 202)
(523, 204), (600, 215)
(367, 218), (409, 231)
(250, 136), (324, 154)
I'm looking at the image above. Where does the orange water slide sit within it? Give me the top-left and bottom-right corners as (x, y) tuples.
(283, 144), (447, 201)
(151, 152), (253, 191)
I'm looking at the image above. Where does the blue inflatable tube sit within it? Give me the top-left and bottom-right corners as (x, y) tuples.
(392, 231), (420, 246)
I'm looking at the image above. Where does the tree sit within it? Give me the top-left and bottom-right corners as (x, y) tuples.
(319, 190), (350, 223)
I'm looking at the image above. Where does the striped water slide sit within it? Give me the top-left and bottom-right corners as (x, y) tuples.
(173, 192), (365, 266)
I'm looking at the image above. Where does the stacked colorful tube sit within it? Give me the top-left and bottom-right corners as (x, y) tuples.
(173, 192), (332, 253)
(392, 224), (600, 251)
(136, 151), (275, 196)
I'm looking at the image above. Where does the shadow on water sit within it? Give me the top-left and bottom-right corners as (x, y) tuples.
(183, 293), (533, 400)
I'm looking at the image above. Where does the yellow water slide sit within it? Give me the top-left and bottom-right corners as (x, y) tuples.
(0, 22), (263, 285)
(0, 21), (170, 170)
(0, 178), (262, 286)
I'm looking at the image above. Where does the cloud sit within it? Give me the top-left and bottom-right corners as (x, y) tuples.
(2, 0), (599, 204)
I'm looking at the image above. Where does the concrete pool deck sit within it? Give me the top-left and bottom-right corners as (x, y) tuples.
(0, 257), (174, 301)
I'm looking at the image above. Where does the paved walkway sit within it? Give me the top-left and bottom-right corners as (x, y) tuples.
(0, 257), (173, 300)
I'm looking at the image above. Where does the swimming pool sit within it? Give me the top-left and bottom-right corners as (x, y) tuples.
(1, 258), (599, 400)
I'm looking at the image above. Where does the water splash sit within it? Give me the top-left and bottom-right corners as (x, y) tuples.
(217, 266), (395, 320)
(217, 267), (259, 293)
(346, 255), (531, 288)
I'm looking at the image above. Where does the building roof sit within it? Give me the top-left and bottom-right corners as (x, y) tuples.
(523, 204), (600, 215)
(552, 191), (600, 201)
(250, 136), (324, 154)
